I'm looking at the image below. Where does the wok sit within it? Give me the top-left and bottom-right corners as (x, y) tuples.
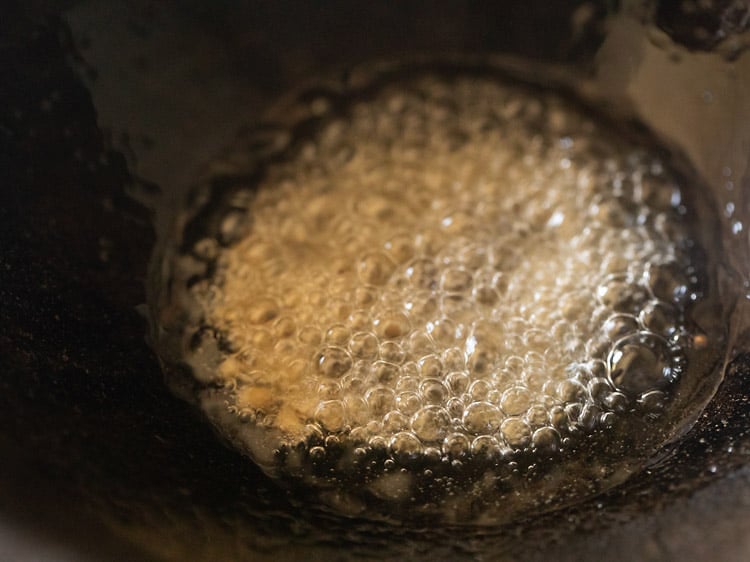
(2, 1), (750, 560)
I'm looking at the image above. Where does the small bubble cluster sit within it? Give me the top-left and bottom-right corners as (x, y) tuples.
(188, 71), (702, 514)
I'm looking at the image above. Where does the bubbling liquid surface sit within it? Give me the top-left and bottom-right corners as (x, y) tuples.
(161, 69), (720, 523)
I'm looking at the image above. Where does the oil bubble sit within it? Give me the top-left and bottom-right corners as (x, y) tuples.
(608, 333), (679, 396)
(315, 346), (353, 378)
(411, 406), (451, 442)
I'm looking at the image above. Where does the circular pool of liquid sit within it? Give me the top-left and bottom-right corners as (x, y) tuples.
(155, 64), (724, 524)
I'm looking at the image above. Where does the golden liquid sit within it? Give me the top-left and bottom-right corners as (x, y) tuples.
(160, 69), (721, 523)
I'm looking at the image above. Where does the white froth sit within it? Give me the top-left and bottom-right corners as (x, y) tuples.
(190, 73), (694, 488)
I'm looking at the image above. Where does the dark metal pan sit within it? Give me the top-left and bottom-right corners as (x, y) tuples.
(2, 1), (750, 560)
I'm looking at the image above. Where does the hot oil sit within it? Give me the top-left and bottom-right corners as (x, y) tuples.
(154, 63), (727, 525)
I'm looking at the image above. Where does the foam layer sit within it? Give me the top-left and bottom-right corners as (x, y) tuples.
(176, 71), (705, 521)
